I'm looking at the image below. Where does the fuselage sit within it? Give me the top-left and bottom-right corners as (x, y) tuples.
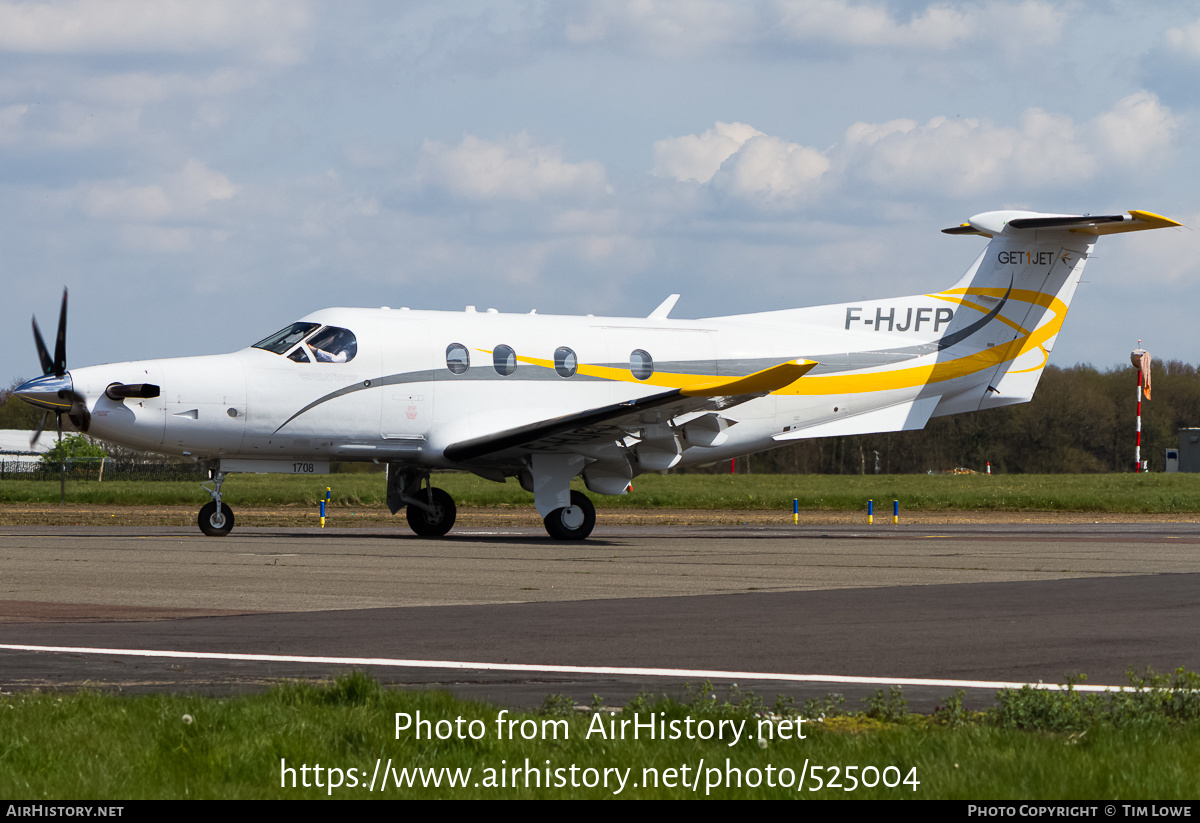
(59, 268), (1015, 481)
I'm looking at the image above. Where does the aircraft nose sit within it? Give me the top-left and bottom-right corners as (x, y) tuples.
(14, 372), (75, 413)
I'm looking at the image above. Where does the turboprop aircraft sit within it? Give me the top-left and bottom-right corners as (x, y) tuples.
(14, 208), (1179, 540)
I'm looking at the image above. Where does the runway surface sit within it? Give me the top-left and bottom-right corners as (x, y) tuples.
(3, 520), (1200, 711)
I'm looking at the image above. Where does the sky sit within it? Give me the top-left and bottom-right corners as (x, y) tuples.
(2, 0), (1198, 390)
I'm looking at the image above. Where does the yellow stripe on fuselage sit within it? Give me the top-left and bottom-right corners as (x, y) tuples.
(483, 285), (1066, 399)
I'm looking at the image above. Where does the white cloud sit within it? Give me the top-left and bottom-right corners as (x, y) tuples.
(776, 0), (974, 49)
(75, 160), (236, 222)
(556, 0), (1063, 56)
(654, 92), (1176, 205)
(0, 103), (27, 141)
(654, 122), (829, 205)
(711, 135), (831, 204)
(1101, 209), (1196, 287)
(118, 224), (196, 254)
(839, 93), (1175, 196)
(1091, 91), (1178, 167)
(75, 70), (254, 108)
(8, 100), (144, 149)
(416, 132), (611, 202)
(841, 110), (1093, 196)
(0, 67), (257, 150)
(653, 121), (765, 183)
(563, 0), (759, 55)
(0, 0), (311, 63)
(1165, 16), (1200, 60)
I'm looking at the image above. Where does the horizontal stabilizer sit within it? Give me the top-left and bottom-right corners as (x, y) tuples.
(943, 209), (1180, 238)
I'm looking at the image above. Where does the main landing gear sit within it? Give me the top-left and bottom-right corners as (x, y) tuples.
(404, 486), (457, 537)
(198, 471), (234, 537)
(386, 462), (597, 540)
(387, 465), (457, 537)
(543, 490), (596, 541)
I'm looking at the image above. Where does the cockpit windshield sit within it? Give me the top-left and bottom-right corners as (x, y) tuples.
(253, 322), (320, 354)
(253, 322), (358, 364)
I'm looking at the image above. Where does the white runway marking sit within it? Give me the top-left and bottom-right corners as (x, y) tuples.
(0, 643), (1130, 692)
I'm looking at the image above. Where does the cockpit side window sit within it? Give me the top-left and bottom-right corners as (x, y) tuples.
(253, 322), (320, 354)
(307, 326), (358, 363)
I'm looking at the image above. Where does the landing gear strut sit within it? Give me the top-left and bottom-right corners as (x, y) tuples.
(543, 490), (595, 541)
(198, 471), (235, 537)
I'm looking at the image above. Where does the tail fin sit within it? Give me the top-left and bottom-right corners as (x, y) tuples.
(930, 209), (1179, 416)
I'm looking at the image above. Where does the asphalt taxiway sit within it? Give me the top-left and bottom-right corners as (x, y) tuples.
(3, 521), (1199, 710)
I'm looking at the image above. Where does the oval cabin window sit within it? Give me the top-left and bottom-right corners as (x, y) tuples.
(630, 349), (653, 380)
(554, 347), (577, 378)
(494, 345), (517, 376)
(446, 343), (470, 374)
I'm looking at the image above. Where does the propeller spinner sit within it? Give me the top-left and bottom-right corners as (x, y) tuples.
(14, 289), (90, 444)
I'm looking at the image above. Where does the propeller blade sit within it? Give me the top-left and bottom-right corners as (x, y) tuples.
(53, 288), (68, 377)
(32, 316), (54, 376)
(30, 412), (48, 448)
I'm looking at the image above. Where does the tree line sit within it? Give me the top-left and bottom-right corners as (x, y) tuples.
(3, 361), (1196, 475)
(734, 361), (1200, 475)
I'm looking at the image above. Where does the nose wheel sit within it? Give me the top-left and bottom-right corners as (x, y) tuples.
(198, 470), (234, 536)
(198, 501), (235, 537)
(543, 490), (596, 540)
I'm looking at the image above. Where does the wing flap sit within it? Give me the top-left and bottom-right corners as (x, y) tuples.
(444, 388), (694, 463)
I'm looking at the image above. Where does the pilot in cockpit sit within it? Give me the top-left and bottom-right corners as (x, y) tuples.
(307, 327), (358, 363)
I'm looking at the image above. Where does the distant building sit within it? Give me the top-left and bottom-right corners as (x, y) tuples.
(1177, 429), (1200, 473)
(0, 429), (50, 470)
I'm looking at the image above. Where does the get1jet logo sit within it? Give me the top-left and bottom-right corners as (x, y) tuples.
(997, 251), (1054, 265)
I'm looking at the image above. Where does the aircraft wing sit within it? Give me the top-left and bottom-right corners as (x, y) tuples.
(443, 359), (814, 464)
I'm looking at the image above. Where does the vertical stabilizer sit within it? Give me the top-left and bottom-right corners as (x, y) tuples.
(931, 210), (1179, 416)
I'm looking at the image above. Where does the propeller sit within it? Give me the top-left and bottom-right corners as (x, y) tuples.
(19, 289), (90, 446)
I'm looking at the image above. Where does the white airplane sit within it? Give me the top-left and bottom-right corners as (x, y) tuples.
(15, 208), (1179, 540)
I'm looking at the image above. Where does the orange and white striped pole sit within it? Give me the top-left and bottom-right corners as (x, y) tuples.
(1132, 344), (1151, 473)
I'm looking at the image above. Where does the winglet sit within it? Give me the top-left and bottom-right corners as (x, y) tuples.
(682, 359), (816, 397)
(648, 294), (680, 319)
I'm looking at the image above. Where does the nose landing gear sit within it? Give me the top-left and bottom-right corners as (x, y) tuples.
(198, 471), (235, 537)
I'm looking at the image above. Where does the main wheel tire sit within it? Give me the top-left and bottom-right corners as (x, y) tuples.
(198, 501), (235, 537)
(543, 490), (596, 540)
(405, 487), (457, 537)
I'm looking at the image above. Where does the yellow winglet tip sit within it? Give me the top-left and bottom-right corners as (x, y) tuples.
(1129, 210), (1182, 229)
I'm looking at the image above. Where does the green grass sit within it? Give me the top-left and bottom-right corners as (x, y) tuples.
(4, 673), (1200, 799)
(2, 472), (1200, 513)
